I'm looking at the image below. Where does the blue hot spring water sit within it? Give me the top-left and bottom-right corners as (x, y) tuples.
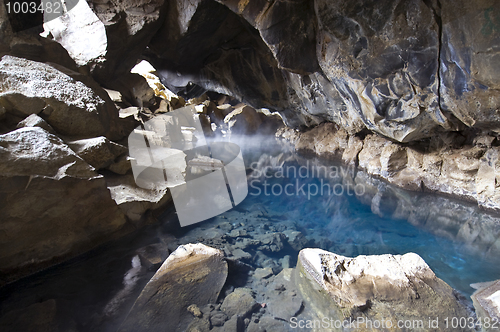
(0, 137), (499, 331)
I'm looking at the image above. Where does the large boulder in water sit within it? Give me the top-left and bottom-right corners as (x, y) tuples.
(295, 248), (474, 331)
(0, 127), (129, 285)
(119, 243), (228, 332)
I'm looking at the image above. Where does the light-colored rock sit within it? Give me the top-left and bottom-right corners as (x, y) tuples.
(380, 143), (407, 175)
(471, 279), (500, 332)
(119, 243), (227, 332)
(342, 135), (363, 165)
(0, 55), (122, 139)
(296, 248), (474, 331)
(16, 114), (55, 134)
(131, 60), (186, 109)
(224, 104), (262, 135)
(187, 304), (203, 318)
(68, 136), (127, 170)
(42, 0), (107, 66)
(106, 173), (171, 226)
(105, 89), (123, 104)
(358, 134), (388, 176)
(0, 127), (128, 285)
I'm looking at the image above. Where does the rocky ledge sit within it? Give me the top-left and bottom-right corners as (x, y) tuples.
(285, 122), (500, 213)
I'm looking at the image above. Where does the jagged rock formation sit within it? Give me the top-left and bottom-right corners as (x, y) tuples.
(0, 127), (129, 284)
(296, 249), (474, 332)
(19, 0), (500, 210)
(290, 122), (500, 211)
(42, 0), (500, 144)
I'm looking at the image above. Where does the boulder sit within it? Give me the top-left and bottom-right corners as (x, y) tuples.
(119, 243), (228, 332)
(16, 114), (55, 134)
(266, 269), (304, 322)
(221, 288), (258, 318)
(471, 279), (500, 332)
(0, 127), (128, 285)
(106, 173), (172, 227)
(68, 136), (127, 170)
(42, 0), (107, 67)
(0, 55), (123, 139)
(224, 104), (262, 135)
(296, 248), (474, 331)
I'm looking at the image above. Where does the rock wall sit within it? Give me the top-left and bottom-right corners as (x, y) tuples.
(49, 0), (500, 144)
(34, 0), (500, 209)
(287, 121), (500, 213)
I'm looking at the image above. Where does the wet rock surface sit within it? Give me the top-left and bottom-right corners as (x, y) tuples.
(119, 243), (228, 332)
(289, 122), (500, 212)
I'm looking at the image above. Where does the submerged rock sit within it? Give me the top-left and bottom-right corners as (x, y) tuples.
(221, 288), (258, 318)
(119, 243), (227, 332)
(296, 248), (474, 331)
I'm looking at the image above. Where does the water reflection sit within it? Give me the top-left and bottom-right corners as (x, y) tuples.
(241, 137), (500, 296)
(0, 135), (499, 331)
